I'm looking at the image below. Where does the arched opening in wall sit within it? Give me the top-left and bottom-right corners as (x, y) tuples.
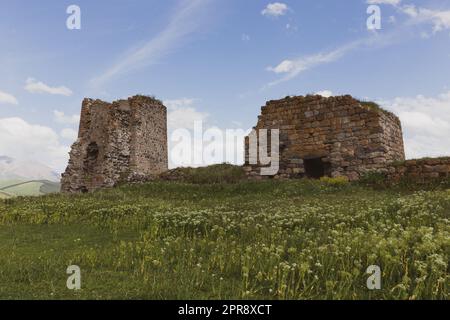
(304, 157), (329, 179)
(85, 142), (99, 173)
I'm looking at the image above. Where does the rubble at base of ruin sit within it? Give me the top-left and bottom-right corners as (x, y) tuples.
(244, 94), (406, 181)
(61, 95), (168, 193)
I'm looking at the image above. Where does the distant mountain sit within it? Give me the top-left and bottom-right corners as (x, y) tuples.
(0, 180), (61, 198)
(0, 156), (13, 164)
(0, 155), (60, 182)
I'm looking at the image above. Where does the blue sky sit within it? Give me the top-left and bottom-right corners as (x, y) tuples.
(1, 0), (450, 172)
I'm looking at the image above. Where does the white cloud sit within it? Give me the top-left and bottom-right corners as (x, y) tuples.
(164, 98), (197, 110)
(60, 128), (78, 141)
(315, 90), (333, 98)
(262, 3), (289, 17)
(168, 107), (209, 131)
(379, 91), (450, 159)
(286, 23), (298, 32)
(378, 3), (450, 34)
(265, 2), (450, 87)
(0, 91), (18, 105)
(367, 0), (401, 5)
(53, 110), (80, 125)
(163, 98), (208, 130)
(401, 6), (450, 33)
(91, 0), (211, 86)
(25, 78), (73, 96)
(267, 60), (295, 74)
(241, 33), (251, 41)
(401, 5), (418, 17)
(164, 98), (249, 169)
(164, 98), (208, 168)
(266, 10), (425, 88)
(0, 117), (70, 172)
(266, 39), (366, 86)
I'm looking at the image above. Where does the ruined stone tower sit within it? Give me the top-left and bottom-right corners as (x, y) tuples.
(61, 95), (168, 193)
(244, 95), (405, 181)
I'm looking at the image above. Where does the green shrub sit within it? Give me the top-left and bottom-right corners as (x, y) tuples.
(160, 163), (246, 184)
(320, 176), (349, 186)
(356, 99), (396, 117)
(359, 171), (388, 188)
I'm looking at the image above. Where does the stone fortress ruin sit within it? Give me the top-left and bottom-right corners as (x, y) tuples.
(61, 93), (450, 193)
(61, 95), (168, 193)
(244, 95), (405, 181)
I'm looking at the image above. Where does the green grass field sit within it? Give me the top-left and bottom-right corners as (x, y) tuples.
(0, 177), (448, 300)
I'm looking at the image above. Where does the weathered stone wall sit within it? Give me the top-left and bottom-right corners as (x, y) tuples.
(61, 95), (168, 193)
(379, 111), (405, 164)
(244, 95), (405, 180)
(385, 158), (450, 184)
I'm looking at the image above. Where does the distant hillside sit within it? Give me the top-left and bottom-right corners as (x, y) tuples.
(0, 190), (13, 199)
(0, 180), (60, 198)
(0, 156), (60, 182)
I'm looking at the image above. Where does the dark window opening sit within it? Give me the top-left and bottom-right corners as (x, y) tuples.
(304, 157), (328, 179)
(87, 142), (99, 161)
(78, 186), (88, 193)
(84, 142), (99, 174)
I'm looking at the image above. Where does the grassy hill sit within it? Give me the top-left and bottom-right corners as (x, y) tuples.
(0, 191), (12, 199)
(0, 180), (24, 189)
(0, 180), (60, 198)
(0, 170), (448, 300)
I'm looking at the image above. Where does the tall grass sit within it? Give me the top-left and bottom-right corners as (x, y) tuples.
(0, 179), (448, 299)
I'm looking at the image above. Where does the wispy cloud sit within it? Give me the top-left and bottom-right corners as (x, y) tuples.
(241, 33), (251, 42)
(0, 91), (18, 105)
(368, 0), (450, 34)
(266, 43), (353, 80)
(265, 33), (397, 87)
(25, 78), (73, 96)
(400, 5), (450, 34)
(90, 0), (211, 87)
(266, 1), (450, 87)
(367, 0), (402, 5)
